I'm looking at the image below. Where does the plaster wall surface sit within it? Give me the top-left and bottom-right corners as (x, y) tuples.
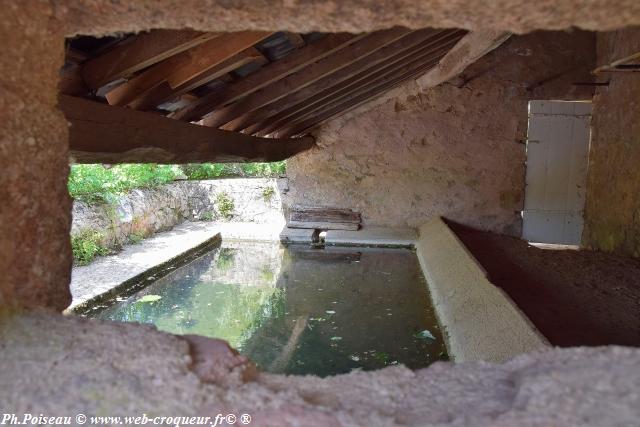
(285, 31), (595, 235)
(415, 217), (548, 362)
(583, 27), (640, 257)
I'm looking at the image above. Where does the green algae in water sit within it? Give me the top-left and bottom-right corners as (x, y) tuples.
(90, 242), (447, 377)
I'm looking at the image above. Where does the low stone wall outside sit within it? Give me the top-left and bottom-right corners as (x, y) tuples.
(71, 178), (286, 250)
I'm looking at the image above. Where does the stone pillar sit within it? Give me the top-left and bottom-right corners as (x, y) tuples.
(0, 2), (72, 310)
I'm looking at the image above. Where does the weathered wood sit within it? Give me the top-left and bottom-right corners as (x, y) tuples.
(263, 38), (459, 136)
(236, 30), (465, 134)
(169, 32), (366, 122)
(58, 64), (89, 96)
(167, 32), (272, 88)
(81, 30), (219, 89)
(200, 27), (412, 128)
(290, 206), (361, 223)
(106, 31), (271, 107)
(287, 221), (360, 231)
(223, 29), (443, 132)
(275, 58), (443, 138)
(416, 30), (511, 90)
(285, 32), (306, 49)
(128, 48), (266, 111)
(59, 95), (315, 164)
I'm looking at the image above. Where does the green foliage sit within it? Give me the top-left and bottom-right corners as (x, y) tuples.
(199, 211), (214, 222)
(71, 229), (109, 265)
(180, 161), (286, 180)
(128, 232), (145, 245)
(180, 163), (227, 180)
(68, 164), (180, 204)
(262, 186), (275, 202)
(215, 192), (234, 220)
(68, 162), (286, 203)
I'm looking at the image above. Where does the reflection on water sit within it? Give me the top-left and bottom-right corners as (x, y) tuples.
(92, 242), (447, 377)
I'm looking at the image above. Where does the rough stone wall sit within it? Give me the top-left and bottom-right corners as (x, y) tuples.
(1, 312), (639, 426)
(285, 31), (595, 235)
(72, 179), (285, 250)
(0, 2), (71, 310)
(583, 27), (640, 257)
(51, 0), (640, 35)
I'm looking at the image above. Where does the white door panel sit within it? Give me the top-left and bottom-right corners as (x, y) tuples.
(522, 101), (591, 245)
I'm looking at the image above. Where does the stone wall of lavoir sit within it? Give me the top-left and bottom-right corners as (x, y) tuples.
(71, 178), (285, 251)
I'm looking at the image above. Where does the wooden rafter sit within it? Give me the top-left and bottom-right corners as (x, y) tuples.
(200, 27), (412, 128)
(275, 30), (507, 137)
(253, 34), (463, 136)
(170, 32), (366, 122)
(231, 30), (466, 134)
(273, 58), (444, 138)
(279, 46), (454, 135)
(81, 30), (219, 90)
(128, 48), (266, 111)
(62, 27), (478, 144)
(59, 95), (315, 164)
(105, 31), (272, 107)
(416, 30), (511, 90)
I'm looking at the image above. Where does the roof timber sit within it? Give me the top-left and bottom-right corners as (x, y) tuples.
(169, 32), (365, 122)
(273, 57), (446, 138)
(251, 34), (463, 136)
(416, 30), (511, 90)
(277, 30), (510, 137)
(105, 31), (272, 107)
(59, 95), (314, 164)
(199, 27), (412, 128)
(62, 28), (502, 151)
(128, 48), (266, 111)
(233, 29), (466, 135)
(81, 30), (220, 89)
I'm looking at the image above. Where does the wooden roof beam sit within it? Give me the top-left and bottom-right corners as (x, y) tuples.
(105, 31), (272, 107)
(200, 27), (413, 128)
(233, 30), (465, 134)
(267, 42), (456, 136)
(274, 30), (511, 138)
(416, 30), (511, 90)
(274, 59), (443, 138)
(128, 48), (267, 111)
(81, 30), (220, 90)
(170, 32), (367, 122)
(59, 95), (314, 164)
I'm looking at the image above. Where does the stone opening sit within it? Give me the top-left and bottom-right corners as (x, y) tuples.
(2, 1), (640, 423)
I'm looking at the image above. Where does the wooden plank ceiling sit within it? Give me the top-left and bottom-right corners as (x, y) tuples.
(61, 28), (466, 162)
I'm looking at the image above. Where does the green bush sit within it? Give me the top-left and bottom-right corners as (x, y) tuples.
(71, 230), (109, 265)
(180, 163), (227, 180)
(262, 186), (275, 202)
(68, 161), (286, 203)
(215, 192), (235, 220)
(128, 232), (145, 245)
(199, 211), (214, 221)
(180, 161), (286, 180)
(68, 164), (180, 203)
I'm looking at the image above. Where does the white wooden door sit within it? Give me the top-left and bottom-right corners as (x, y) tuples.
(522, 101), (592, 245)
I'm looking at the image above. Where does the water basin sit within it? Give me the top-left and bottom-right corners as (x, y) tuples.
(87, 241), (447, 377)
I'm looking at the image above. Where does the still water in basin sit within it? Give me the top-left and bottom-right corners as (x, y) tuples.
(90, 242), (447, 377)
